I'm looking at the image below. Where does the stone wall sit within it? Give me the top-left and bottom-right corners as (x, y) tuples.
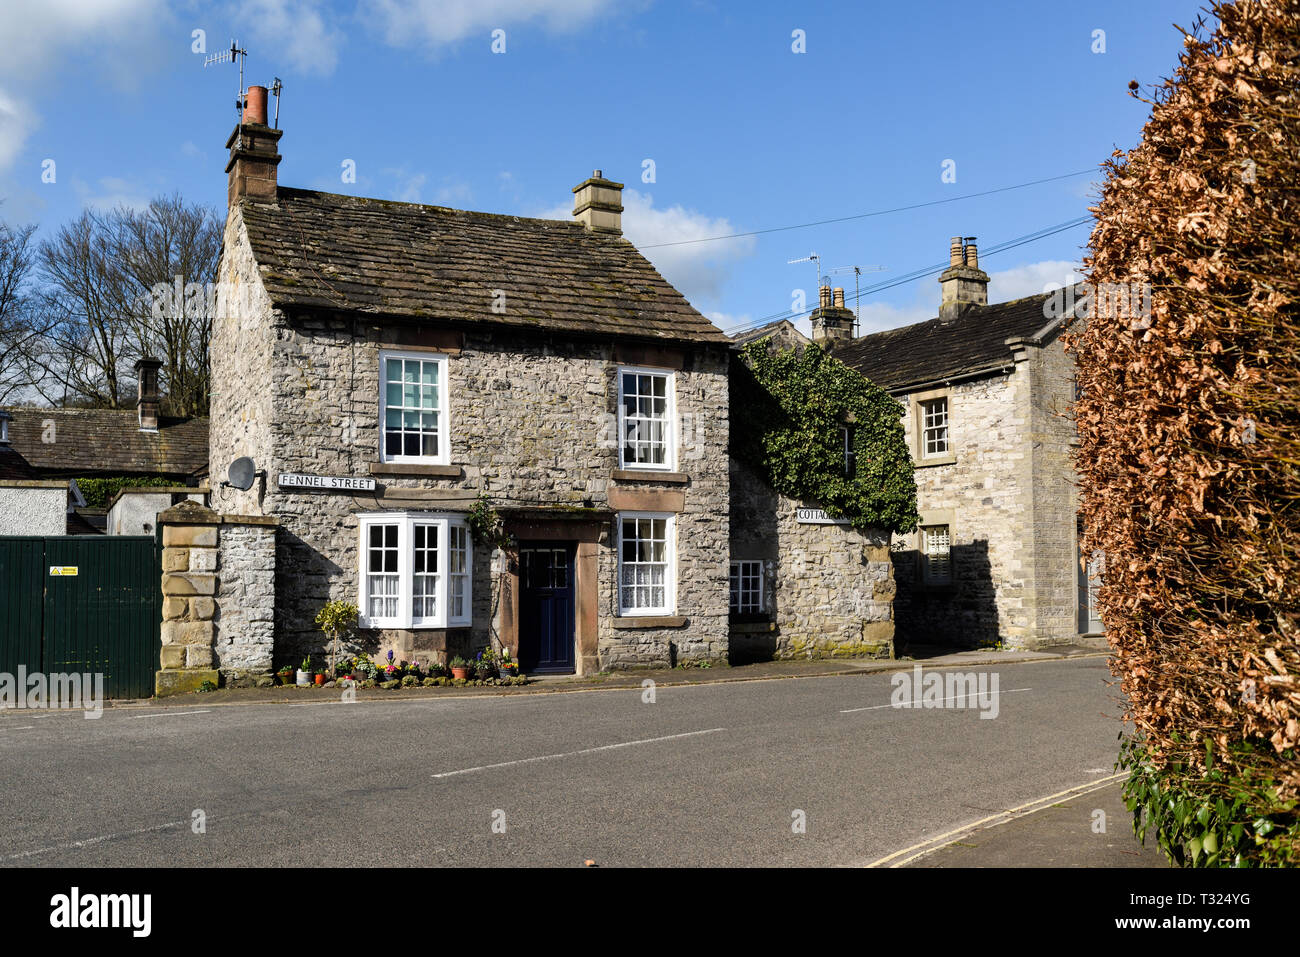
(889, 332), (1080, 650)
(157, 501), (220, 695)
(729, 458), (894, 659)
(208, 249), (732, 670)
(214, 518), (277, 676)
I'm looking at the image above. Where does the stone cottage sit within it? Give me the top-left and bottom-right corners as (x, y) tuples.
(206, 86), (896, 679)
(829, 237), (1102, 649)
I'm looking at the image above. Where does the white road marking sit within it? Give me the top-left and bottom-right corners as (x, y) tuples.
(431, 727), (726, 779)
(0, 726), (35, 731)
(2, 820), (188, 861)
(128, 710), (211, 719)
(839, 688), (1031, 713)
(859, 773), (1126, 868)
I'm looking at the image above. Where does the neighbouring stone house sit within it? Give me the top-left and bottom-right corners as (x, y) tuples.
(826, 237), (1102, 649)
(204, 86), (897, 680)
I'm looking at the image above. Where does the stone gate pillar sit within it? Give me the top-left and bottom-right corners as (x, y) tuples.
(156, 500), (221, 696)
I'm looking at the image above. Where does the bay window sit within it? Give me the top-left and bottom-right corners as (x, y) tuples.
(358, 512), (472, 628)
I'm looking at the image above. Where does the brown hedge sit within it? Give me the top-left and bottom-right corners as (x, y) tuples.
(1065, 0), (1299, 797)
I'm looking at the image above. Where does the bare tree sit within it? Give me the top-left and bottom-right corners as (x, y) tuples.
(37, 209), (136, 408)
(109, 194), (222, 417)
(35, 195), (222, 414)
(0, 219), (49, 404)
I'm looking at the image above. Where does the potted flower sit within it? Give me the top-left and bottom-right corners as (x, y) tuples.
(314, 670), (326, 686)
(296, 656), (312, 686)
(449, 656), (471, 681)
(499, 650), (517, 677)
(276, 665), (294, 686)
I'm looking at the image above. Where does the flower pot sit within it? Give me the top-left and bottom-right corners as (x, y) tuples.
(296, 669), (310, 686)
(314, 674), (325, 686)
(277, 672), (294, 686)
(451, 667), (471, 681)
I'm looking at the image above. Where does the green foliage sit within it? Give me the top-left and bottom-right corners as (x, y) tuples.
(75, 475), (177, 509)
(466, 495), (514, 549)
(197, 679), (217, 693)
(1119, 734), (1299, 867)
(734, 341), (918, 533)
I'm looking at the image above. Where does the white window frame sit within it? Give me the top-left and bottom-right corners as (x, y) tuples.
(616, 511), (676, 616)
(921, 524), (952, 585)
(357, 512), (472, 629)
(920, 396), (950, 459)
(378, 349), (450, 466)
(729, 560), (765, 615)
(616, 365), (676, 471)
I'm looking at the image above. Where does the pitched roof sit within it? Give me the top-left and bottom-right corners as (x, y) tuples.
(0, 446), (36, 479)
(238, 187), (729, 345)
(729, 319), (810, 351)
(834, 291), (1060, 392)
(4, 409), (208, 477)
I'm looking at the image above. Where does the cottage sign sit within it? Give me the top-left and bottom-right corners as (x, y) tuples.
(796, 507), (851, 526)
(277, 472), (376, 492)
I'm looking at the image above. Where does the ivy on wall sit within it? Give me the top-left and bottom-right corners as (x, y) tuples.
(733, 340), (919, 534)
(74, 475), (178, 509)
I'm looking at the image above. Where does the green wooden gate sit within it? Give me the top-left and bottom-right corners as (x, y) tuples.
(0, 536), (161, 699)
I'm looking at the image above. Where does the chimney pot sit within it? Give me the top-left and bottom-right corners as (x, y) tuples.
(134, 357), (162, 432)
(832, 287), (846, 309)
(243, 85), (269, 125)
(938, 232), (989, 320)
(572, 169), (624, 234)
(819, 285), (832, 309)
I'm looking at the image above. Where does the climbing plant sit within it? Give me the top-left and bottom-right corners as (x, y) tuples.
(734, 340), (918, 534)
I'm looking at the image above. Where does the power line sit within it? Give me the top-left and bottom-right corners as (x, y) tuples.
(640, 168), (1097, 250)
(722, 215), (1091, 335)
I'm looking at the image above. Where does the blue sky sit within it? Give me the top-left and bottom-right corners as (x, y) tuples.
(0, 0), (1198, 335)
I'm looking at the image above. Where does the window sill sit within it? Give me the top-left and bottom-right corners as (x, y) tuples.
(370, 462), (463, 478)
(730, 619), (774, 634)
(611, 615), (687, 630)
(359, 622), (473, 631)
(613, 469), (689, 484)
(914, 454), (957, 468)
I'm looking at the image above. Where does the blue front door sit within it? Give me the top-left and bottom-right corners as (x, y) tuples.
(519, 543), (576, 674)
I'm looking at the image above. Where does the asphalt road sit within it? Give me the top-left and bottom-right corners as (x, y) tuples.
(0, 657), (1128, 866)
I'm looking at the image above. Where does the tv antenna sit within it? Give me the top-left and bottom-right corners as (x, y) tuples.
(205, 41), (248, 146)
(269, 77), (283, 129)
(827, 264), (887, 337)
(787, 252), (822, 294)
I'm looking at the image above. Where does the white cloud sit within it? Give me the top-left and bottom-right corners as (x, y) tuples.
(0, 90), (35, 174)
(364, 0), (620, 51)
(0, 0), (168, 176)
(988, 259), (1084, 302)
(236, 0), (344, 76)
(73, 176), (151, 212)
(536, 187), (755, 307)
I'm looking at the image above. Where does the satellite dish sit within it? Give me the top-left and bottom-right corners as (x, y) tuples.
(226, 456), (257, 491)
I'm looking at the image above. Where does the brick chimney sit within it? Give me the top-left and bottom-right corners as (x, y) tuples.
(938, 235), (989, 320)
(811, 285), (855, 346)
(225, 84), (283, 208)
(135, 357), (162, 432)
(572, 170), (624, 234)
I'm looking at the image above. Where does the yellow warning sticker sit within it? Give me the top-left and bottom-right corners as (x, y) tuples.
(48, 566), (79, 576)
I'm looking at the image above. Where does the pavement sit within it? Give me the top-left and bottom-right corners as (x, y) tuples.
(0, 651), (1169, 867)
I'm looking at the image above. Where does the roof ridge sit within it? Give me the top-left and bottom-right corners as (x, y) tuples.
(271, 186), (589, 231)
